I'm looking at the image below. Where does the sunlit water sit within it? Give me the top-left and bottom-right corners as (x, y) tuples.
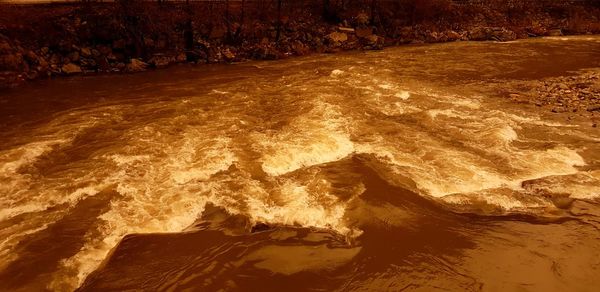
(1, 36), (600, 291)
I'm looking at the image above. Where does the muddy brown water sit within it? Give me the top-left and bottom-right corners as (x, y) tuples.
(1, 36), (600, 291)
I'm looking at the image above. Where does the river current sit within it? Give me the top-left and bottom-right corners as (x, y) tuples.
(1, 36), (599, 291)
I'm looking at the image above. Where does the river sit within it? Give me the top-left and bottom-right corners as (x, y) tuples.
(1, 36), (599, 291)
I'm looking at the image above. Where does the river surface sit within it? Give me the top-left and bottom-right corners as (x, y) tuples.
(1, 36), (600, 291)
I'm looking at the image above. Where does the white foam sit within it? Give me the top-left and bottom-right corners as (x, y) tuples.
(442, 190), (552, 211)
(378, 83), (394, 90)
(357, 136), (586, 202)
(211, 89), (229, 95)
(426, 109), (462, 119)
(0, 140), (64, 174)
(330, 69), (345, 76)
(394, 91), (411, 100)
(169, 137), (236, 184)
(43, 125), (240, 289)
(450, 98), (481, 109)
(245, 180), (353, 234)
(106, 154), (150, 166)
(496, 125), (519, 142)
(523, 170), (600, 200)
(258, 101), (354, 176)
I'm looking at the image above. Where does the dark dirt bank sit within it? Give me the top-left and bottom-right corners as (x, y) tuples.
(1, 0), (599, 90)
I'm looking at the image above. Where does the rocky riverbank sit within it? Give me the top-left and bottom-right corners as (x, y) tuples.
(1, 1), (600, 89)
(507, 69), (600, 126)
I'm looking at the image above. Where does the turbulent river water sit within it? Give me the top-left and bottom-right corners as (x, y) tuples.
(1, 36), (600, 291)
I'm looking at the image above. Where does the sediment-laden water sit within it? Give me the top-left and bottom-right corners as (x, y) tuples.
(1, 36), (599, 291)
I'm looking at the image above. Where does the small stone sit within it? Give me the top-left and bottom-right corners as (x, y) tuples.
(355, 27), (373, 38)
(125, 58), (147, 72)
(446, 30), (461, 41)
(222, 49), (235, 62)
(80, 47), (92, 58)
(552, 107), (567, 113)
(148, 54), (171, 68)
(61, 63), (82, 75)
(355, 13), (370, 26)
(547, 29), (563, 36)
(67, 51), (80, 62)
(326, 32), (348, 43)
(587, 105), (600, 112)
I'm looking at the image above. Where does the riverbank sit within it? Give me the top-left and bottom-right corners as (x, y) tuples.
(505, 68), (600, 126)
(1, 1), (600, 90)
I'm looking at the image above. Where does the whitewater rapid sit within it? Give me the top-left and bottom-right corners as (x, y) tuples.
(1, 36), (599, 291)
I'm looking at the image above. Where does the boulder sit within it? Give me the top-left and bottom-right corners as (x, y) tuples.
(468, 27), (492, 41)
(106, 53), (118, 62)
(363, 34), (384, 50)
(446, 30), (462, 41)
(251, 45), (280, 60)
(222, 48), (235, 62)
(61, 63), (82, 75)
(80, 58), (96, 70)
(95, 56), (110, 72)
(143, 38), (155, 48)
(326, 32), (348, 43)
(125, 58), (148, 72)
(49, 54), (61, 65)
(148, 54), (171, 68)
(547, 29), (563, 36)
(67, 51), (80, 62)
(491, 28), (516, 42)
(588, 105), (600, 112)
(291, 41), (309, 56)
(355, 27), (373, 38)
(0, 53), (24, 71)
(355, 13), (370, 26)
(115, 62), (126, 71)
(24, 50), (38, 63)
(468, 27), (516, 42)
(80, 47), (92, 58)
(37, 57), (48, 70)
(175, 52), (187, 63)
